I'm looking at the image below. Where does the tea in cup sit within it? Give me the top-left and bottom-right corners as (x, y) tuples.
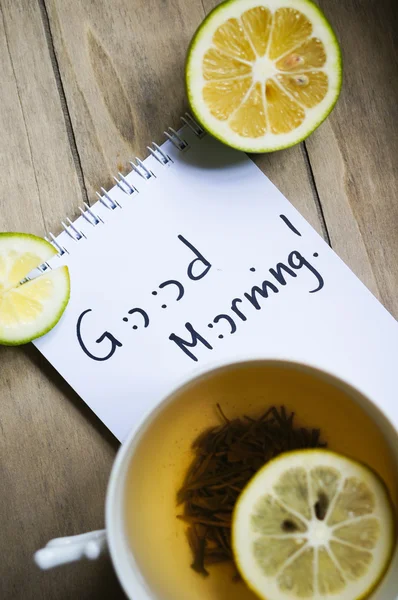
(35, 360), (398, 600)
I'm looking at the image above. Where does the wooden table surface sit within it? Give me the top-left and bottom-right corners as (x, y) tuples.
(0, 0), (397, 598)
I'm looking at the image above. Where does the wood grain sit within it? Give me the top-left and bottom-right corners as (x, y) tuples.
(253, 147), (327, 238)
(0, 0), (84, 233)
(0, 1), (122, 598)
(43, 0), (206, 200)
(0, 346), (121, 600)
(0, 4), (45, 234)
(306, 0), (398, 317)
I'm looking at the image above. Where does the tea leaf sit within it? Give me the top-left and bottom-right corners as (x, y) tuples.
(177, 405), (325, 577)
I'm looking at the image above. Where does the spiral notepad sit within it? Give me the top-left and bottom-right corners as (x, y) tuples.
(34, 114), (398, 442)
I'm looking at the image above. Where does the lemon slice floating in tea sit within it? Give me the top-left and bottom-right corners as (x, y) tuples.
(0, 233), (70, 345)
(232, 449), (395, 600)
(186, 0), (342, 152)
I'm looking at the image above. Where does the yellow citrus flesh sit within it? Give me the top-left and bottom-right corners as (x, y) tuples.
(232, 450), (395, 600)
(187, 0), (342, 152)
(0, 234), (70, 345)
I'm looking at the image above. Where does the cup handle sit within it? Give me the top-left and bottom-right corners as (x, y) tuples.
(34, 530), (108, 569)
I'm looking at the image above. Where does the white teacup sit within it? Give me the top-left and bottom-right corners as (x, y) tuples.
(35, 360), (398, 600)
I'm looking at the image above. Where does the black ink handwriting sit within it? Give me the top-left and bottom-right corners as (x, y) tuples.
(169, 322), (213, 362)
(280, 214), (302, 236)
(128, 307), (150, 328)
(76, 309), (123, 362)
(244, 280), (279, 310)
(269, 262), (297, 286)
(213, 314), (237, 334)
(159, 279), (184, 301)
(170, 248), (324, 362)
(231, 298), (247, 321)
(178, 235), (212, 281)
(288, 250), (324, 293)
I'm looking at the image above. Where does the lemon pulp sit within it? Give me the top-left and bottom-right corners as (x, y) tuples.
(233, 450), (395, 600)
(187, 0), (342, 151)
(0, 234), (70, 345)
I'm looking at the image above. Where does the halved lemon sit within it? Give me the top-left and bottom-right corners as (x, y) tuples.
(186, 0), (342, 152)
(0, 233), (70, 345)
(232, 449), (395, 600)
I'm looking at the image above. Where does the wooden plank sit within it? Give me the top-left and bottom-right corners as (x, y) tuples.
(305, 0), (398, 317)
(43, 0), (206, 200)
(253, 147), (327, 239)
(0, 2), (121, 598)
(0, 4), (45, 233)
(1, 0), (84, 233)
(0, 346), (122, 600)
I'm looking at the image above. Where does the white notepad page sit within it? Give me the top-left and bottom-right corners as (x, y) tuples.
(34, 126), (398, 442)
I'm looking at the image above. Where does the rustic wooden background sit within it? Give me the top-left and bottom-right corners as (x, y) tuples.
(0, 0), (397, 598)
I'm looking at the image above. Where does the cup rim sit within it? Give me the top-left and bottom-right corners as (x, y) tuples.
(105, 357), (398, 600)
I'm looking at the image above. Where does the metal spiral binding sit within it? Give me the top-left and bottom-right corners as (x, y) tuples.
(45, 114), (205, 257)
(79, 202), (104, 225)
(96, 187), (122, 210)
(62, 217), (86, 241)
(146, 142), (172, 165)
(129, 158), (154, 180)
(47, 232), (68, 256)
(164, 127), (189, 150)
(181, 112), (205, 138)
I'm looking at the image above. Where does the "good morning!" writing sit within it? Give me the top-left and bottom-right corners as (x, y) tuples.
(76, 215), (324, 363)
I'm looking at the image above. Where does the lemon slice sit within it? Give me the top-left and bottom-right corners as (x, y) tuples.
(232, 449), (395, 600)
(0, 233), (70, 345)
(186, 0), (342, 152)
